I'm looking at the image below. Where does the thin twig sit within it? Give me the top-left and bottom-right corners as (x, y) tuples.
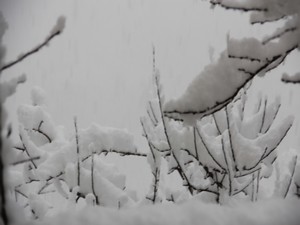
(284, 155), (298, 198)
(91, 152), (99, 205)
(195, 126), (226, 172)
(11, 156), (40, 166)
(1, 25), (64, 72)
(74, 117), (80, 187)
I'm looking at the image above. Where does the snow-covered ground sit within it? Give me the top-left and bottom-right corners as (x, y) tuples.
(15, 198), (299, 225)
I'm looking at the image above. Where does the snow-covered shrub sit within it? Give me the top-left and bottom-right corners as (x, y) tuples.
(11, 89), (145, 218)
(164, 0), (300, 121)
(142, 69), (294, 203)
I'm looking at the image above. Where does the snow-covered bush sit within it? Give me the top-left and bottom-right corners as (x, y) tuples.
(141, 68), (295, 203)
(11, 88), (146, 218)
(164, 0), (300, 121)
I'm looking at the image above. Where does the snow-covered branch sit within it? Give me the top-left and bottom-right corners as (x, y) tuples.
(0, 16), (66, 72)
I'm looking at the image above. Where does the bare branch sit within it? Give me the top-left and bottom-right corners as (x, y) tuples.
(31, 121), (52, 143)
(10, 156), (40, 166)
(74, 117), (80, 187)
(91, 153), (99, 205)
(1, 17), (65, 72)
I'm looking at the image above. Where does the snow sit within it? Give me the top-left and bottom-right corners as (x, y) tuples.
(32, 197), (300, 225)
(164, 51), (252, 123)
(48, 16), (66, 37)
(282, 72), (300, 83)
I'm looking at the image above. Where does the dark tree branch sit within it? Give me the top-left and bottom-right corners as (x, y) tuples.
(91, 153), (99, 205)
(10, 156), (40, 166)
(82, 148), (146, 162)
(251, 15), (286, 25)
(19, 134), (37, 169)
(1, 23), (64, 72)
(193, 127), (199, 161)
(228, 54), (262, 62)
(259, 98), (267, 134)
(31, 120), (52, 143)
(74, 117), (80, 187)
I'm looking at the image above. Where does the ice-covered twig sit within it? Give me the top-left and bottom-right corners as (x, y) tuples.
(1, 16), (66, 72)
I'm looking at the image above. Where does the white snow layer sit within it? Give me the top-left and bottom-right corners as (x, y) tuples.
(164, 51), (252, 119)
(28, 197), (300, 225)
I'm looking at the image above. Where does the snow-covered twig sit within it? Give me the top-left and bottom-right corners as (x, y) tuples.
(10, 156), (40, 166)
(91, 153), (99, 205)
(0, 16), (65, 72)
(283, 155), (298, 198)
(195, 127), (226, 172)
(221, 137), (232, 196)
(210, 0), (267, 12)
(225, 106), (237, 171)
(19, 134), (37, 169)
(258, 99), (267, 134)
(154, 74), (171, 154)
(262, 27), (297, 45)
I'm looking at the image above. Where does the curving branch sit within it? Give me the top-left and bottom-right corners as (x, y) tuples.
(0, 17), (65, 72)
(210, 0), (267, 12)
(31, 120), (52, 143)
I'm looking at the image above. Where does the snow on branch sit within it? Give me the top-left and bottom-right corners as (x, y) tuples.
(210, 0), (267, 12)
(281, 72), (300, 84)
(0, 16), (66, 72)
